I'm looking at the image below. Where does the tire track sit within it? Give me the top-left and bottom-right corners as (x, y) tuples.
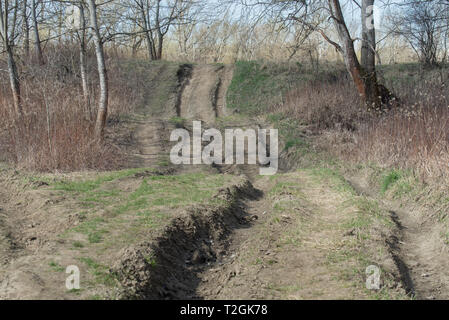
(346, 175), (449, 300)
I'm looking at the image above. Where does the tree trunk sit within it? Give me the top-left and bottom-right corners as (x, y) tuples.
(131, 35), (142, 58)
(32, 0), (44, 65)
(156, 30), (163, 60)
(10, 0), (18, 41)
(0, 0), (22, 118)
(22, 0), (30, 58)
(142, 15), (156, 60)
(361, 0), (381, 109)
(144, 32), (156, 60)
(88, 0), (109, 140)
(328, 0), (382, 110)
(79, 4), (90, 109)
(6, 44), (23, 118)
(154, 0), (163, 60)
(138, 0), (156, 60)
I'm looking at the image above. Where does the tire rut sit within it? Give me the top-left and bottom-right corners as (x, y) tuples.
(178, 65), (233, 124)
(345, 176), (449, 300)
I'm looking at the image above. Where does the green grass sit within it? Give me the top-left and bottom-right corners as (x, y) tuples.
(88, 233), (103, 244)
(381, 170), (402, 194)
(61, 172), (237, 250)
(227, 61), (346, 115)
(112, 173), (229, 218)
(227, 61), (305, 114)
(49, 261), (65, 272)
(143, 254), (157, 268)
(67, 289), (83, 295)
(71, 174), (235, 287)
(52, 168), (149, 193)
(284, 138), (307, 151)
(307, 167), (354, 195)
(266, 113), (313, 165)
(79, 257), (116, 287)
(67, 216), (108, 245)
(169, 116), (186, 128)
(73, 241), (84, 248)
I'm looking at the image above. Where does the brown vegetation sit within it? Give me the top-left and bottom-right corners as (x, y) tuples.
(273, 67), (449, 180)
(0, 46), (138, 171)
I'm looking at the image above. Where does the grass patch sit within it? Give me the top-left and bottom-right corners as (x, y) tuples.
(52, 168), (149, 193)
(227, 61), (305, 114)
(169, 116), (186, 128)
(49, 261), (65, 272)
(73, 241), (85, 248)
(67, 288), (83, 295)
(79, 257), (116, 287)
(307, 167), (354, 195)
(381, 170), (402, 194)
(284, 138), (307, 151)
(61, 172), (238, 257)
(227, 61), (346, 115)
(71, 217), (108, 244)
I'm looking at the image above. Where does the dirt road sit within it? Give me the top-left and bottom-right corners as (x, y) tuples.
(0, 63), (447, 300)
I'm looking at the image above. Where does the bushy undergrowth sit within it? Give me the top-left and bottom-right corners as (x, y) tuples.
(262, 61), (449, 180)
(0, 45), (148, 171)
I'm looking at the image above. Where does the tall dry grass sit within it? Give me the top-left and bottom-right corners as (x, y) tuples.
(274, 75), (364, 132)
(353, 75), (449, 179)
(0, 45), (139, 172)
(274, 69), (449, 180)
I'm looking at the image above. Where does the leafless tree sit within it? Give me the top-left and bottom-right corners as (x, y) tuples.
(173, 0), (200, 59)
(22, 0), (29, 58)
(0, 0), (23, 117)
(132, 0), (189, 60)
(77, 3), (90, 106)
(31, 0), (44, 64)
(87, 0), (108, 140)
(243, 0), (391, 109)
(388, 0), (449, 66)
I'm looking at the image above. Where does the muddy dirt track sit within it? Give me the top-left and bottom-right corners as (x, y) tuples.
(110, 64), (449, 300)
(1, 63), (448, 300)
(346, 175), (449, 300)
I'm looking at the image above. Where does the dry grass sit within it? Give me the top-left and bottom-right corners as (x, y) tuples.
(0, 45), (141, 172)
(274, 67), (449, 180)
(271, 75), (365, 132)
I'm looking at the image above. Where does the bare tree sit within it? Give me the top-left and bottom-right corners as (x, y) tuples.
(132, 0), (187, 60)
(87, 0), (108, 140)
(66, 1), (91, 107)
(0, 0), (23, 117)
(78, 3), (90, 106)
(173, 0), (199, 59)
(256, 0), (389, 109)
(22, 0), (29, 58)
(31, 0), (44, 64)
(389, 0), (449, 66)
